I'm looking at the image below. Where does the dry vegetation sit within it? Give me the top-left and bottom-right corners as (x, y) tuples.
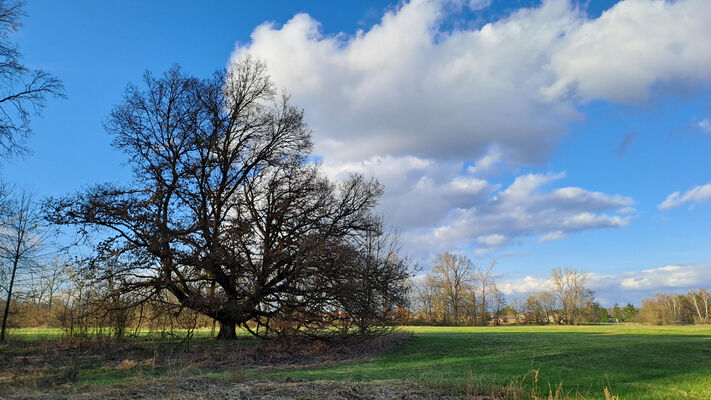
(4, 378), (482, 400)
(0, 333), (430, 400)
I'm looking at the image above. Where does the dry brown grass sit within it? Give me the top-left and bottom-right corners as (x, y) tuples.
(497, 370), (619, 400)
(2, 378), (492, 400)
(0, 333), (422, 399)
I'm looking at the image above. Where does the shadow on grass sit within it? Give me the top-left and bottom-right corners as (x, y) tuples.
(270, 329), (711, 399)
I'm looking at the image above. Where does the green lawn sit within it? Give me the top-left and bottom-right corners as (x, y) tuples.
(4, 325), (711, 399)
(271, 325), (711, 399)
(3, 327), (226, 341)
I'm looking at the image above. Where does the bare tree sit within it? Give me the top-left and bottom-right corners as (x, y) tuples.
(539, 290), (559, 324)
(688, 289), (710, 324)
(525, 291), (559, 325)
(664, 294), (685, 325)
(39, 257), (66, 309)
(475, 260), (496, 325)
(310, 226), (411, 337)
(411, 274), (440, 324)
(46, 58), (409, 340)
(550, 267), (589, 325)
(431, 252), (473, 325)
(489, 284), (506, 326)
(0, 1), (64, 157)
(0, 190), (43, 342)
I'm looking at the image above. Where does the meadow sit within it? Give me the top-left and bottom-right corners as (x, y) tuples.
(2, 325), (710, 399)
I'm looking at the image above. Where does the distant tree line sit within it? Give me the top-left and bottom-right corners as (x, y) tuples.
(409, 262), (709, 327)
(409, 263), (612, 326)
(636, 289), (711, 325)
(518, 267), (607, 325)
(408, 252), (506, 326)
(3, 249), (709, 337)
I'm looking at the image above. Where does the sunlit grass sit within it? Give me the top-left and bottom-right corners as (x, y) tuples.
(269, 325), (711, 399)
(2, 327), (242, 341)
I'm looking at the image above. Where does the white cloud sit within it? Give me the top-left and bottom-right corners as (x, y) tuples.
(228, 0), (711, 260)
(545, 0), (711, 103)
(499, 263), (711, 305)
(321, 154), (634, 258)
(321, 155), (496, 230)
(478, 233), (506, 247)
(498, 275), (551, 295)
(658, 182), (711, 210)
(698, 119), (711, 132)
(409, 172), (634, 256)
(233, 0), (711, 164)
(233, 0), (581, 164)
(589, 264), (711, 295)
(539, 231), (565, 243)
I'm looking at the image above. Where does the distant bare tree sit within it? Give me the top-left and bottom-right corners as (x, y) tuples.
(525, 291), (559, 324)
(431, 252), (473, 325)
(489, 284), (506, 326)
(411, 274), (440, 324)
(539, 291), (559, 324)
(550, 267), (589, 325)
(39, 257), (65, 309)
(475, 260), (496, 325)
(688, 289), (710, 324)
(0, 191), (43, 342)
(0, 1), (64, 157)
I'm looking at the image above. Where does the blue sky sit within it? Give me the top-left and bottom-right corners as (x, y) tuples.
(6, 0), (711, 305)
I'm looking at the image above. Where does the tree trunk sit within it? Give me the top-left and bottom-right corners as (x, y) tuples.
(216, 320), (237, 340)
(0, 254), (20, 343)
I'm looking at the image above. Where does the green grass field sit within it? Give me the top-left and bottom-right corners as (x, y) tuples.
(4, 325), (711, 399)
(275, 325), (711, 399)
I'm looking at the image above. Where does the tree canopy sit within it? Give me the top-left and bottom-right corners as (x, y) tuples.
(47, 58), (410, 339)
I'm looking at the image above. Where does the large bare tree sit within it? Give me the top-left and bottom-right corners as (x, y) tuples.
(46, 58), (409, 340)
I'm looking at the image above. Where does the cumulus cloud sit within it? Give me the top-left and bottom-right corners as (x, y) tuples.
(589, 264), (711, 305)
(322, 154), (633, 257)
(499, 263), (711, 305)
(233, 0), (711, 163)
(408, 172), (634, 255)
(233, 0), (581, 163)
(321, 155), (494, 230)
(545, 0), (711, 102)
(229, 0), (711, 259)
(658, 182), (711, 210)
